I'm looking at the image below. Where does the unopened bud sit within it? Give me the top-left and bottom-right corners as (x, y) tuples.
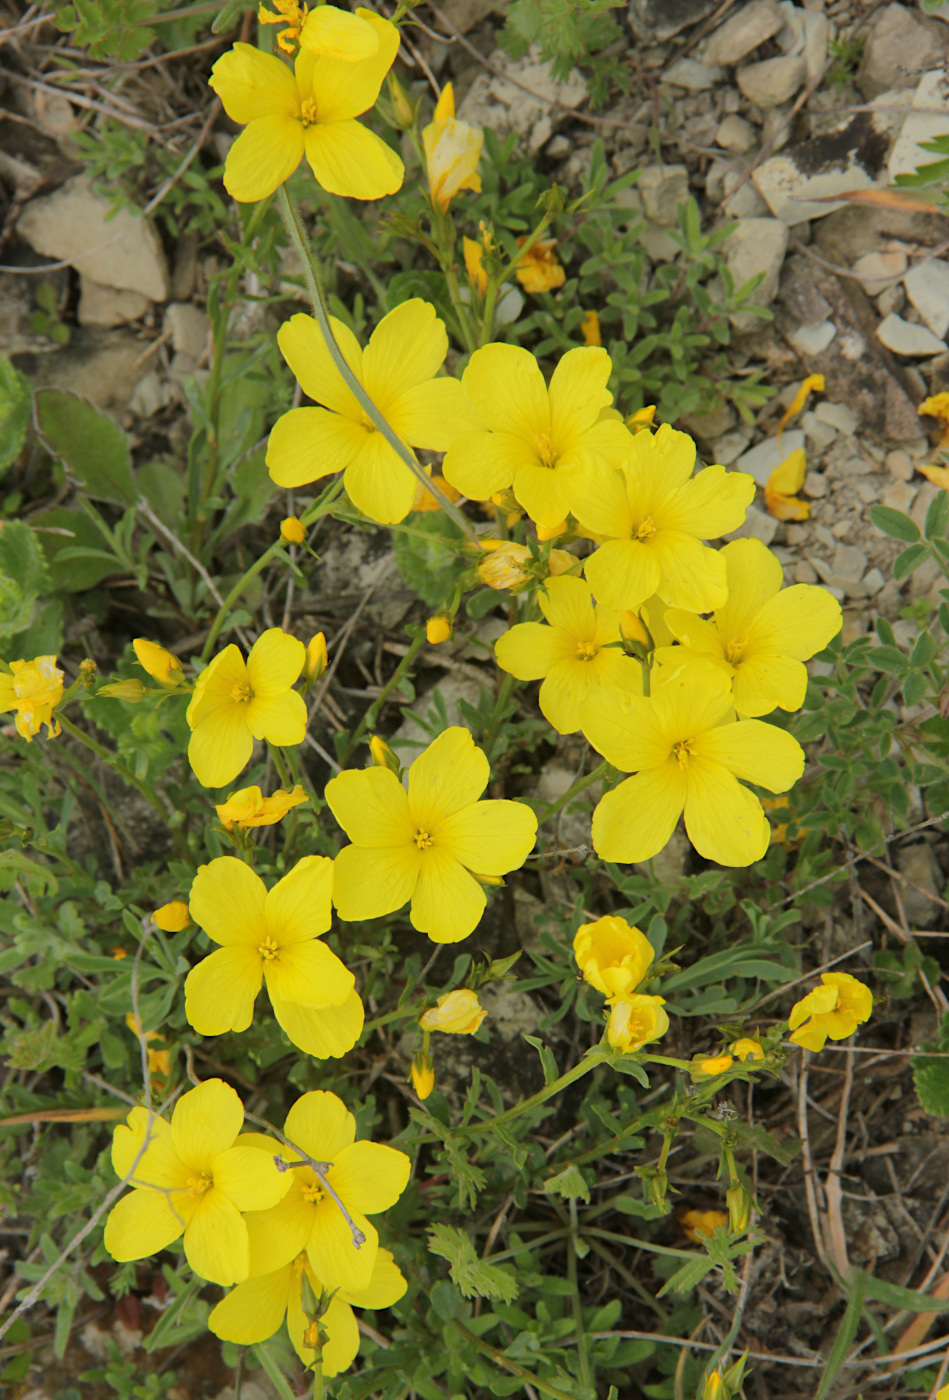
(426, 614), (452, 644)
(626, 405), (656, 433)
(99, 679), (149, 702)
(388, 72), (417, 128)
(133, 639), (184, 688)
(280, 516), (305, 545)
(303, 632), (327, 684)
(726, 1181), (751, 1233)
(620, 611), (651, 647)
(411, 1052), (435, 1099)
(78, 658), (97, 688)
(153, 900), (191, 932)
(369, 734), (401, 775)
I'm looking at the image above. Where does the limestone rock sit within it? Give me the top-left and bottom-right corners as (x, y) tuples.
(877, 313), (948, 356)
(715, 115), (757, 153)
(787, 320), (837, 356)
(18, 175), (168, 301)
(815, 401), (858, 435)
(722, 170), (770, 218)
(904, 257), (949, 339)
(705, 1), (783, 65)
(628, 0), (719, 41)
(723, 217), (789, 331)
(458, 48), (586, 152)
(736, 429), (805, 486)
(663, 58), (723, 90)
(737, 54), (806, 107)
(78, 276), (150, 328)
(852, 250), (908, 296)
(639, 164), (690, 225)
(897, 842), (943, 928)
(856, 3), (947, 99)
(753, 112), (891, 224)
(725, 504), (778, 544)
(887, 70), (949, 179)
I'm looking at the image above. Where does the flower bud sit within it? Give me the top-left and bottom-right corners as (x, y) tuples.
(153, 900), (190, 932)
(410, 1053), (435, 1099)
(626, 405), (656, 433)
(388, 72), (417, 129)
(369, 734), (401, 774)
(420, 989), (487, 1035)
(133, 639), (184, 688)
(426, 615), (452, 644)
(606, 994), (669, 1052)
(99, 679), (149, 701)
(303, 632), (327, 684)
(697, 1054), (733, 1076)
(79, 658), (97, 687)
(280, 516), (305, 545)
(620, 611), (651, 647)
(477, 541), (531, 591)
(731, 1037), (764, 1061)
(726, 1181), (751, 1233)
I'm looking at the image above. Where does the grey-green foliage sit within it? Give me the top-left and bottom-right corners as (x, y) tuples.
(0, 354), (31, 477)
(0, 521), (63, 656)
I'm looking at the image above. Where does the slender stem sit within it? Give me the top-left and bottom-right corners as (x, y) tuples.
(458, 1053), (601, 1137)
(450, 1319), (578, 1400)
(479, 276), (499, 347)
(537, 760), (609, 824)
(275, 185), (479, 543)
(441, 255), (477, 354)
(361, 1004), (422, 1037)
(568, 1196), (593, 1392)
(341, 630), (427, 766)
(312, 1356), (323, 1400)
(252, 1343), (299, 1400)
(267, 742), (293, 790)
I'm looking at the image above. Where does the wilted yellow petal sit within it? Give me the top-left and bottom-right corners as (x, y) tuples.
(777, 374), (824, 435)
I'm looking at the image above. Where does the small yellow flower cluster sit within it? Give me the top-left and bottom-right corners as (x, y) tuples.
(0, 655), (63, 740)
(574, 916), (667, 1052)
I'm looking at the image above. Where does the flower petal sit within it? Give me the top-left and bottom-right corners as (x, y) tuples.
(649, 530), (728, 612)
(189, 856), (267, 947)
(329, 1140), (410, 1215)
(277, 312), (364, 417)
(340, 1247), (407, 1308)
(304, 119), (403, 200)
(690, 718), (805, 793)
(715, 538), (782, 641)
(581, 688), (669, 772)
(591, 763), (686, 863)
(245, 1190), (312, 1277)
(223, 115), (304, 203)
(285, 1089), (356, 1160)
(362, 299), (447, 406)
(208, 1266), (293, 1345)
(344, 431), (417, 524)
(299, 3), (379, 58)
(656, 465), (755, 539)
(584, 540), (661, 613)
(410, 846), (486, 943)
(316, 1295), (360, 1377)
(307, 1201), (377, 1291)
(437, 799), (537, 875)
(566, 459), (633, 539)
(495, 621), (574, 681)
(580, 415), (633, 465)
(310, 10), (400, 122)
(682, 757), (769, 866)
(104, 1189), (184, 1262)
(247, 628), (305, 695)
(184, 1189), (250, 1285)
(732, 652), (808, 716)
(213, 1145), (290, 1213)
(210, 43), (299, 123)
(185, 946), (262, 1036)
(540, 659), (607, 734)
(512, 459), (571, 529)
(650, 659), (733, 743)
(332, 844), (420, 921)
(188, 710), (253, 789)
(270, 987), (365, 1058)
(746, 583), (843, 661)
(173, 1080), (244, 1173)
(663, 610), (724, 657)
(538, 574), (595, 636)
(626, 422), (695, 508)
(548, 347), (613, 447)
(267, 406), (365, 489)
(187, 645), (246, 727)
(442, 429), (525, 500)
(460, 343), (549, 439)
(408, 726), (488, 829)
(265, 940), (355, 1008)
(265, 854), (334, 943)
(325, 767), (413, 845)
(112, 1107), (170, 1181)
(386, 377), (476, 452)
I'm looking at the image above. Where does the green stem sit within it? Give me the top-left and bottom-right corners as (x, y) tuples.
(361, 1004), (423, 1037)
(312, 1356), (323, 1400)
(341, 630), (427, 766)
(495, 212), (552, 285)
(458, 1052), (600, 1137)
(267, 742), (293, 790)
(482, 670), (515, 754)
(479, 276), (499, 347)
(537, 759), (609, 824)
(450, 1319), (579, 1400)
(275, 184), (478, 543)
(252, 1343), (299, 1400)
(568, 1197), (593, 1392)
(441, 256), (477, 354)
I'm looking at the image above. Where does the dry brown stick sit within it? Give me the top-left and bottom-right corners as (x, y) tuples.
(796, 1056), (830, 1270)
(824, 1042), (854, 1278)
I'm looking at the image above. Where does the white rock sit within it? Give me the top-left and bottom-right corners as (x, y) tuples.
(815, 401), (858, 435)
(904, 258), (949, 339)
(708, 430), (752, 465)
(775, 3), (830, 86)
(736, 428), (806, 486)
(459, 50), (587, 153)
(864, 566), (886, 594)
(129, 369), (173, 418)
(787, 320), (837, 356)
(833, 544), (867, 581)
(877, 313), (948, 355)
(640, 221), (682, 260)
(754, 152), (876, 224)
(715, 114), (757, 153)
(802, 408), (837, 450)
(723, 217), (789, 331)
(78, 276), (150, 328)
(18, 175), (168, 301)
(804, 470), (828, 497)
(705, 0), (783, 65)
(888, 69), (949, 179)
(878, 282), (906, 317)
(795, 560), (818, 583)
(885, 448), (914, 480)
(663, 58), (723, 90)
(164, 302), (209, 360)
(737, 54), (806, 107)
(852, 249), (908, 295)
(725, 503), (779, 544)
(639, 164), (690, 225)
(722, 170), (770, 218)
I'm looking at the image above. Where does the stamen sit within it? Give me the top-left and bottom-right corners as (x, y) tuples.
(415, 830), (434, 850)
(299, 97), (319, 128)
(230, 681), (254, 704)
(576, 640), (597, 660)
(258, 935), (280, 961)
(636, 516), (657, 540)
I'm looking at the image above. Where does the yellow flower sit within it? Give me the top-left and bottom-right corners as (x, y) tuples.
(573, 915), (654, 998)
(658, 537), (841, 717)
(788, 972), (872, 1051)
(697, 1055), (733, 1075)
(580, 309), (601, 346)
(187, 628), (307, 789)
(216, 784), (308, 831)
(515, 238), (565, 294)
(920, 392), (949, 448)
(186, 855), (364, 1059)
(209, 1245), (406, 1376)
(777, 373), (824, 436)
(422, 81), (483, 212)
(281, 516), (306, 544)
(463, 236), (488, 295)
(419, 989), (486, 1034)
(125, 1013), (172, 1079)
(0, 655), (63, 741)
(626, 405), (656, 433)
(476, 541), (573, 591)
(267, 299), (474, 524)
(304, 631), (328, 684)
(581, 659), (805, 867)
(764, 447), (810, 522)
(573, 425), (755, 613)
(104, 1079), (290, 1285)
(231, 1090), (411, 1291)
(731, 1037), (764, 1061)
(606, 994), (668, 1052)
(153, 900), (190, 932)
(369, 734), (400, 773)
(411, 1052), (435, 1098)
(261, 0), (380, 60)
(209, 12), (403, 204)
(443, 344), (632, 529)
(133, 638), (184, 688)
(494, 574), (642, 735)
(680, 1208), (728, 1242)
(426, 615), (452, 644)
(412, 472), (462, 513)
(325, 726), (537, 943)
(919, 462), (949, 493)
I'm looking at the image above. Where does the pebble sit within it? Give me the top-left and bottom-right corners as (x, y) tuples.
(832, 520), (853, 539)
(723, 216), (790, 331)
(815, 401), (858, 435)
(715, 114), (757, 153)
(705, 0), (784, 65)
(787, 320), (837, 356)
(852, 249), (908, 295)
(877, 282), (906, 318)
(804, 471), (828, 497)
(753, 117), (882, 224)
(801, 409), (837, 451)
(857, 3), (945, 100)
(834, 544), (867, 581)
(903, 257), (949, 340)
(735, 428), (806, 486)
(885, 448), (913, 480)
(856, 483), (878, 504)
(838, 455), (874, 477)
(708, 430), (751, 465)
(664, 58), (723, 90)
(882, 480), (918, 512)
(737, 54), (806, 107)
(795, 560), (818, 583)
(639, 164), (690, 225)
(78, 277), (150, 328)
(888, 70), (949, 179)
(813, 523), (836, 547)
(877, 313), (948, 356)
(864, 567), (886, 595)
(725, 504), (778, 544)
(787, 524), (809, 545)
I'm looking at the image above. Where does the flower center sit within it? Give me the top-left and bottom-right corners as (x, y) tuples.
(725, 635), (745, 664)
(186, 1172), (212, 1197)
(673, 739), (692, 769)
(415, 829), (434, 849)
(533, 432), (556, 468)
(636, 516), (657, 540)
(359, 412), (376, 432)
(258, 935), (280, 961)
(302, 1180), (325, 1204)
(230, 681), (254, 704)
(576, 639), (597, 661)
(299, 97), (319, 127)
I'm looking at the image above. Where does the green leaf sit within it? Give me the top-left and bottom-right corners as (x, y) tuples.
(894, 541), (932, 579)
(926, 488), (949, 541)
(543, 1163), (591, 1201)
(0, 353), (31, 476)
(393, 513), (467, 607)
(29, 506), (124, 591)
(0, 521), (51, 650)
(814, 1270), (866, 1400)
(427, 1224), (519, 1302)
(34, 388), (136, 506)
(913, 1057), (949, 1115)
(869, 505), (920, 542)
(524, 1034), (559, 1085)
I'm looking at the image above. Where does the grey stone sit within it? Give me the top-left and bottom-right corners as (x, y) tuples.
(795, 560), (818, 583)
(129, 369), (174, 418)
(787, 320), (837, 356)
(663, 57), (723, 90)
(802, 408), (837, 450)
(639, 163), (690, 225)
(708, 430), (752, 465)
(725, 503), (778, 544)
(887, 449), (914, 480)
(715, 114), (757, 154)
(852, 249), (908, 295)
(877, 313), (948, 355)
(888, 69), (949, 179)
(878, 282), (907, 318)
(856, 3), (947, 99)
(723, 216), (789, 331)
(904, 257), (949, 339)
(705, 1), (783, 65)
(777, 256), (833, 323)
(738, 54), (806, 107)
(18, 175), (168, 300)
(78, 276), (150, 328)
(164, 302), (209, 360)
(804, 470), (828, 497)
(815, 401), (858, 435)
(459, 50), (586, 153)
(736, 429), (805, 486)
(722, 169), (770, 218)
(864, 567), (886, 595)
(628, 0), (718, 41)
(753, 111), (892, 224)
(833, 544), (868, 581)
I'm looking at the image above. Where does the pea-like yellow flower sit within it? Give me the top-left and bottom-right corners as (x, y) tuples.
(515, 237), (565, 294)
(280, 516), (306, 544)
(133, 639), (185, 687)
(326, 726), (537, 943)
(422, 81), (483, 212)
(411, 1053), (435, 1099)
(187, 628), (307, 789)
(419, 989), (486, 1034)
(788, 972), (872, 1051)
(581, 660), (805, 867)
(267, 299), (473, 524)
(186, 855), (363, 1059)
(0, 655), (63, 740)
(104, 1079), (289, 1285)
(606, 994), (668, 1052)
(209, 12), (403, 204)
(153, 900), (190, 932)
(476, 541), (575, 592)
(443, 345), (632, 529)
(580, 309), (601, 347)
(209, 1244), (405, 1376)
(731, 1037), (764, 1061)
(572, 425), (755, 613)
(658, 538), (841, 717)
(764, 447), (810, 522)
(237, 1090), (411, 1291)
(573, 915), (654, 998)
(681, 1208), (728, 1242)
(426, 615), (452, 645)
(494, 574), (642, 735)
(216, 784), (308, 831)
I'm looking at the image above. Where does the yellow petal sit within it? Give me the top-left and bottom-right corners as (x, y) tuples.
(649, 531), (729, 612)
(731, 652), (808, 717)
(265, 854), (334, 943)
(285, 1089), (355, 1160)
(245, 1189), (312, 1276)
(104, 1189), (183, 1262)
(716, 538), (783, 641)
(184, 1189), (250, 1285)
(767, 448), (806, 497)
(408, 726), (488, 829)
(188, 709), (254, 789)
(328, 1140), (410, 1215)
(581, 687), (668, 772)
(433, 81), (455, 121)
(650, 658), (732, 741)
(461, 343), (550, 440)
(682, 757), (769, 866)
(208, 1266), (293, 1345)
(344, 430), (418, 524)
(173, 1079), (243, 1173)
(299, 4), (379, 58)
(663, 610), (723, 657)
(309, 1293), (360, 1376)
(265, 940), (354, 1008)
(746, 583), (842, 661)
(919, 463), (949, 490)
(657, 465), (756, 541)
(185, 946), (263, 1035)
(112, 1107), (170, 1180)
(512, 459), (572, 530)
(189, 856), (267, 946)
(246, 627), (305, 694)
(223, 114), (304, 203)
(268, 406), (366, 488)
(537, 574), (595, 636)
(309, 10), (400, 123)
(304, 119), (404, 200)
(341, 1246), (407, 1308)
(332, 844), (420, 921)
(325, 766), (413, 845)
(692, 718), (805, 792)
(410, 846), (486, 943)
(777, 374), (824, 435)
(362, 298), (447, 407)
(567, 459), (635, 539)
(271, 987), (365, 1058)
(437, 799), (537, 875)
(307, 1202), (377, 1291)
(591, 764), (686, 863)
(386, 377), (476, 452)
(495, 621), (575, 681)
(213, 1145), (290, 1213)
(584, 539), (662, 613)
(442, 429), (527, 501)
(547, 347), (613, 448)
(210, 43), (299, 123)
(277, 312), (364, 418)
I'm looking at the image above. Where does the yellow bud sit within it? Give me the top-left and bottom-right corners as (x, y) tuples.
(620, 611), (650, 646)
(303, 632), (327, 684)
(726, 1181), (751, 1233)
(79, 657), (97, 685)
(411, 1053), (435, 1099)
(133, 639), (184, 688)
(426, 615), (452, 644)
(697, 1055), (734, 1075)
(111, 946), (127, 960)
(153, 900), (190, 932)
(626, 405), (656, 432)
(369, 734), (401, 775)
(388, 72), (416, 128)
(280, 516), (306, 545)
(477, 541), (531, 591)
(731, 1037), (764, 1061)
(99, 679), (149, 702)
(433, 80), (455, 122)
(703, 1371), (724, 1400)
(420, 989), (487, 1035)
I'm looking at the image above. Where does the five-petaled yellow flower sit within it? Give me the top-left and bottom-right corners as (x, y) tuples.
(443, 344), (632, 529)
(788, 972), (872, 1051)
(186, 855), (364, 1059)
(0, 655), (63, 740)
(104, 1079), (289, 1285)
(581, 660), (804, 867)
(419, 988), (486, 1034)
(216, 784), (308, 830)
(238, 1089), (411, 1291)
(573, 915), (654, 998)
(267, 298), (474, 524)
(210, 11), (403, 203)
(657, 538), (841, 717)
(606, 994), (668, 1052)
(326, 726), (537, 943)
(187, 628), (307, 789)
(494, 574), (642, 735)
(210, 1244), (406, 1375)
(422, 82), (483, 212)
(572, 424), (755, 612)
